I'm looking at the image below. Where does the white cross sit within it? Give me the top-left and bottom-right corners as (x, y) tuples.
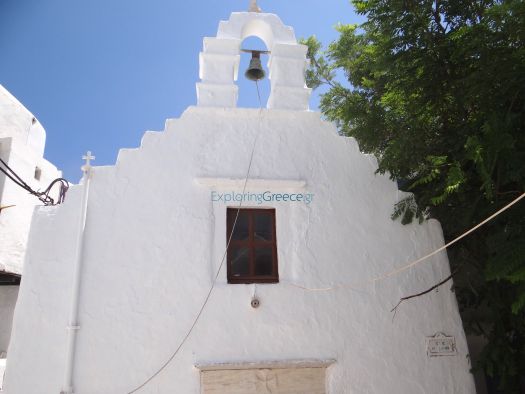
(81, 151), (95, 173)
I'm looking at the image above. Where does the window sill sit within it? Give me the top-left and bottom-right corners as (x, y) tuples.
(227, 278), (279, 284)
(195, 359), (336, 371)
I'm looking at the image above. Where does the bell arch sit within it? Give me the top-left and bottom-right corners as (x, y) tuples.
(238, 35), (270, 107)
(196, 11), (311, 110)
(240, 19), (274, 49)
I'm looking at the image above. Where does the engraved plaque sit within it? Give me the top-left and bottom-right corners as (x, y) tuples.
(427, 332), (457, 357)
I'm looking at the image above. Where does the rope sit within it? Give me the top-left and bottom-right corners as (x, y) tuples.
(126, 81), (265, 393)
(288, 192), (525, 292)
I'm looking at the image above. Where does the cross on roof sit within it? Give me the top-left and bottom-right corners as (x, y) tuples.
(82, 151), (95, 166)
(248, 0), (262, 12)
(81, 151), (95, 173)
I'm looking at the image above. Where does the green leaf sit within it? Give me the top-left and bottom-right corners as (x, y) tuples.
(317, 0), (525, 389)
(511, 291), (525, 314)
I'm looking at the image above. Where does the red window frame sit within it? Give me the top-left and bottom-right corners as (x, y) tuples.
(226, 208), (278, 284)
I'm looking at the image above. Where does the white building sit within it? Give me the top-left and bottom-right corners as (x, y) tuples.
(4, 10), (476, 394)
(0, 85), (62, 385)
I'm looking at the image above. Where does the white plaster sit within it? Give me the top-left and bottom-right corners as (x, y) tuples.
(217, 13), (296, 48)
(0, 85), (46, 157)
(0, 86), (62, 275)
(199, 53), (240, 83)
(194, 177), (306, 190)
(0, 358), (6, 391)
(0, 287), (17, 391)
(0, 287), (18, 354)
(0, 85), (62, 382)
(268, 56), (309, 87)
(267, 86), (311, 111)
(5, 105), (476, 393)
(196, 83), (239, 108)
(203, 37), (242, 55)
(270, 43), (309, 59)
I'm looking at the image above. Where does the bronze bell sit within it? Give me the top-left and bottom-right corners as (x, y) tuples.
(245, 51), (265, 81)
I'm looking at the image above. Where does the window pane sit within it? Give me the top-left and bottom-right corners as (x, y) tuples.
(230, 247), (250, 277)
(254, 247), (273, 276)
(254, 213), (273, 241)
(229, 211), (249, 241)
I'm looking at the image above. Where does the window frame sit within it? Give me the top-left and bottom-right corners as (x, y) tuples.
(226, 208), (278, 284)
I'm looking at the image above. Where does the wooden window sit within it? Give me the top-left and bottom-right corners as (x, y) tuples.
(227, 208), (278, 284)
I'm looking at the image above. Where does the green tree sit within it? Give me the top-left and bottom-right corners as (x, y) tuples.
(302, 0), (525, 391)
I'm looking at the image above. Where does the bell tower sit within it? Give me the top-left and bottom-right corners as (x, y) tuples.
(196, 9), (312, 110)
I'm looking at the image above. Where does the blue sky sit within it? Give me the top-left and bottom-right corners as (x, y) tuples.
(0, 0), (363, 182)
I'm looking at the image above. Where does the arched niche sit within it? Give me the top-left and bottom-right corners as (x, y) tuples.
(196, 12), (311, 110)
(240, 19), (274, 50)
(236, 35), (270, 108)
(218, 13), (296, 49)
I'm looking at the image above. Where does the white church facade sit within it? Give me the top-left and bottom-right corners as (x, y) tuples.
(4, 10), (476, 394)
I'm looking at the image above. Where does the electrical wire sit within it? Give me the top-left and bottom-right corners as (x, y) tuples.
(0, 157), (69, 205)
(288, 192), (525, 292)
(126, 81), (265, 393)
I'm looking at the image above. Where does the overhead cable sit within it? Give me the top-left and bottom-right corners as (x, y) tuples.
(288, 192), (525, 292)
(0, 157), (69, 205)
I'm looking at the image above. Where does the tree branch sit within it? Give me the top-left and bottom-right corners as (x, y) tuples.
(496, 190), (522, 196)
(432, 0), (447, 35)
(309, 55), (339, 90)
(391, 264), (462, 320)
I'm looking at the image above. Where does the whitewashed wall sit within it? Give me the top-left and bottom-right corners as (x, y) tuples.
(0, 287), (18, 353)
(0, 85), (62, 275)
(5, 106), (476, 393)
(0, 85), (62, 373)
(0, 286), (18, 390)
